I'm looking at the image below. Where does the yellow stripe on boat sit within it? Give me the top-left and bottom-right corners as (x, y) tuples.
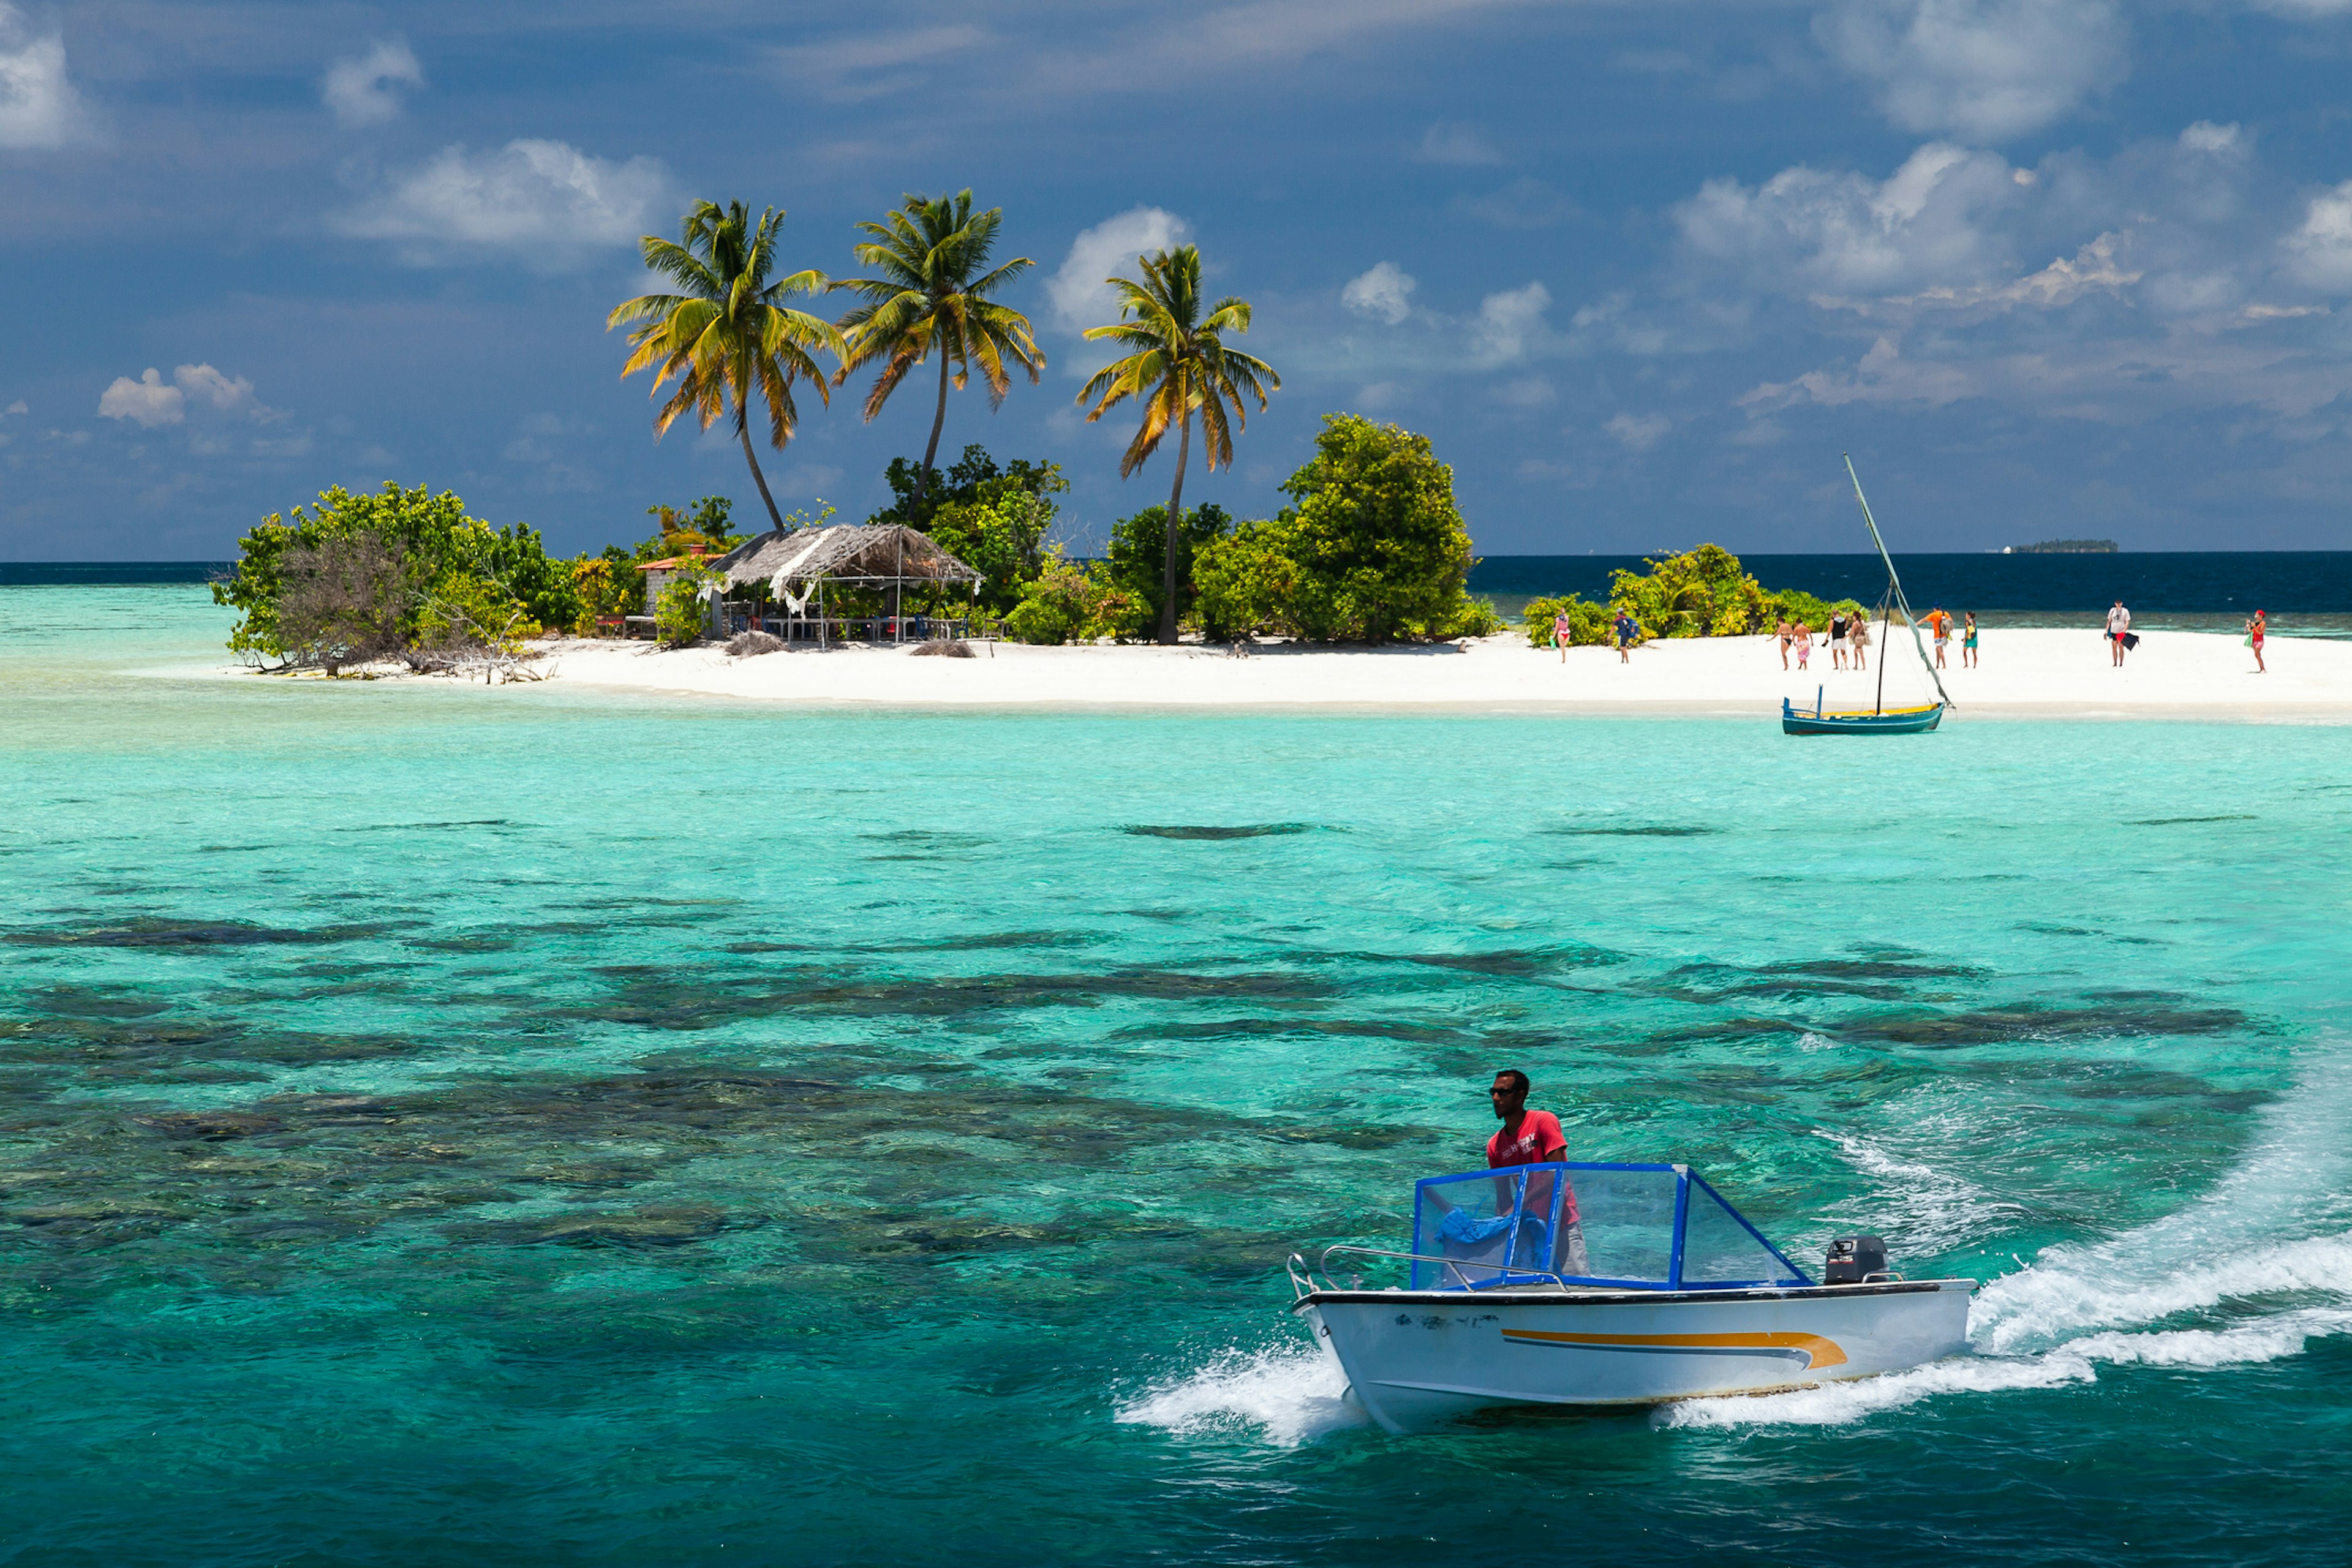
(1501, 1329), (1849, 1370)
(1820, 704), (1939, 720)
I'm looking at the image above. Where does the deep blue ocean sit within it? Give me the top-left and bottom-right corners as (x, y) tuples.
(6, 586), (2352, 1566)
(9, 552), (2352, 614)
(1471, 552), (2352, 613)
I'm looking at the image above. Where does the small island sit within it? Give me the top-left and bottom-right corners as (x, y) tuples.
(2008, 539), (2118, 553)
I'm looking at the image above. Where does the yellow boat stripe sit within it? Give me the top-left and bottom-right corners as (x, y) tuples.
(1501, 1329), (1849, 1370)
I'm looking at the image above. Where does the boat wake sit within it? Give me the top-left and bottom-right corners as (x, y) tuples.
(1665, 1055), (2352, 1430)
(1115, 1338), (1368, 1447)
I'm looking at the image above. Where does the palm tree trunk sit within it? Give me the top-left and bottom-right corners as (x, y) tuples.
(908, 351), (953, 512)
(1159, 406), (1191, 646)
(736, 405), (786, 532)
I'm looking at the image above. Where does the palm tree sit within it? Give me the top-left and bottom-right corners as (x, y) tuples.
(608, 200), (845, 533)
(834, 190), (1043, 514)
(1079, 244), (1279, 645)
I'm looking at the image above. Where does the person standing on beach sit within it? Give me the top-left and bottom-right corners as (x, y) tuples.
(1928, 605), (1952, 668)
(1553, 608), (1573, 665)
(1962, 611), (1979, 668)
(1615, 608), (1638, 663)
(1793, 618), (1812, 670)
(2106, 600), (2131, 666)
(2248, 609), (2266, 674)
(1828, 610), (1849, 669)
(1775, 618), (1792, 670)
(1851, 615), (1869, 670)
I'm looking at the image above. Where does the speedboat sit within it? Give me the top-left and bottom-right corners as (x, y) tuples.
(1287, 1161), (1973, 1433)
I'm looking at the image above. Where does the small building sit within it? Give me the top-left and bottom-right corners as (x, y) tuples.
(712, 524), (982, 643)
(639, 554), (707, 614)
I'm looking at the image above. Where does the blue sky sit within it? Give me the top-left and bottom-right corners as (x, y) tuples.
(7, 0), (2352, 559)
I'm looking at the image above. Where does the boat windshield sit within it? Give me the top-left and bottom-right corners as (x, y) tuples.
(1407, 1162), (1809, 1292)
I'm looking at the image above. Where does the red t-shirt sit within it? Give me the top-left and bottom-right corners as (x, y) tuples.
(1489, 1111), (1577, 1225)
(1488, 1110), (1566, 1167)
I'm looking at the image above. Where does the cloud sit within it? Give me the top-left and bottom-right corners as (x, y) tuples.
(1472, 282), (1552, 366)
(1677, 142), (2021, 298)
(769, 24), (987, 103)
(322, 37), (424, 127)
(1049, 206), (1192, 331)
(1814, 0), (2126, 141)
(98, 364), (279, 431)
(1415, 121), (1502, 166)
(0, 3), (88, 149)
(1740, 334), (1977, 412)
(1341, 262), (1417, 325)
(1604, 412), (1670, 450)
(1449, 176), (1581, 230)
(1495, 376), (1556, 407)
(2285, 182), (2352, 293)
(98, 369), (186, 428)
(4, 399), (24, 415)
(1823, 232), (2142, 317)
(331, 140), (669, 265)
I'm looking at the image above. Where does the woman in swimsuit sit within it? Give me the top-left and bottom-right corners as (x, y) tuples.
(1793, 619), (1811, 670)
(1850, 616), (1869, 671)
(2248, 609), (2266, 674)
(1962, 611), (1978, 668)
(1776, 618), (1792, 670)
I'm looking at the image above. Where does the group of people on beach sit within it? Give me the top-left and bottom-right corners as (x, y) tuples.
(1777, 607), (1981, 671)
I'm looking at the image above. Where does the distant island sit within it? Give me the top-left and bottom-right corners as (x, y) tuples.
(2006, 539), (2117, 554)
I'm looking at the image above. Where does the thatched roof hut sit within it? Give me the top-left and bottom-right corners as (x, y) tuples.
(712, 524), (982, 598)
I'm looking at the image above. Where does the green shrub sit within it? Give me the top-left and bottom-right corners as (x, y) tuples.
(1188, 415), (1483, 643)
(1003, 551), (1097, 645)
(1099, 502), (1231, 638)
(1192, 519), (1303, 641)
(652, 560), (722, 647)
(1522, 594), (1615, 647)
(1598, 544), (1866, 639)
(214, 483), (573, 662)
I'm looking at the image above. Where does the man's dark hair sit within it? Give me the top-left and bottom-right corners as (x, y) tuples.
(1492, 1069), (1531, 1095)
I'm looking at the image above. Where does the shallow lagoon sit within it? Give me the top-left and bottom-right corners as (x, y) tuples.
(6, 588), (2351, 1565)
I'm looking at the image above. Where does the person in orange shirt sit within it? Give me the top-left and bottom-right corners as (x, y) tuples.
(1927, 605), (1952, 668)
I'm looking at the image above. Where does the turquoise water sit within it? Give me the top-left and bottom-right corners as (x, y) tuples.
(7, 587), (2352, 1566)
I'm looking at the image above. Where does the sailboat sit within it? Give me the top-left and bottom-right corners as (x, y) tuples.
(1782, 455), (1954, 736)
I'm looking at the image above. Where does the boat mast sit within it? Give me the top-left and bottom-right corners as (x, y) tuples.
(1843, 454), (1954, 710)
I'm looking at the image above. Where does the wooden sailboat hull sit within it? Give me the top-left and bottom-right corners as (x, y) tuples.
(1782, 699), (1943, 735)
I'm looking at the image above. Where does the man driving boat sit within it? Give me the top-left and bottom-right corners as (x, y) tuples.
(1489, 1069), (1590, 1278)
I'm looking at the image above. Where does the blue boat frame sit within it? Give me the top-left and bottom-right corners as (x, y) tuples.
(1408, 1160), (1814, 1292)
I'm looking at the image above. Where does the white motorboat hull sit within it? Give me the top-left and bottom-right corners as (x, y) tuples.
(1296, 1280), (1973, 1434)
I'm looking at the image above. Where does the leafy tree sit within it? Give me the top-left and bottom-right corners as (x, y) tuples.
(609, 200), (845, 532)
(869, 444), (1062, 532)
(926, 489), (1057, 616)
(1195, 415), (1480, 643)
(274, 531), (412, 674)
(835, 191), (1043, 513)
(214, 483), (572, 660)
(1100, 503), (1229, 638)
(1079, 244), (1278, 644)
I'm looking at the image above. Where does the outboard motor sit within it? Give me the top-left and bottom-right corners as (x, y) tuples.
(1823, 1234), (1888, 1284)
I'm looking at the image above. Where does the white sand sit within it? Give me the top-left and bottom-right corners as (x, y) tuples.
(521, 627), (2351, 718)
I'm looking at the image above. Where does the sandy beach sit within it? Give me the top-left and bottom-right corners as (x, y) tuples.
(521, 627), (2350, 717)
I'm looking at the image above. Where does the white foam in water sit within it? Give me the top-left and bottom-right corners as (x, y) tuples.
(1817, 1126), (2024, 1257)
(1668, 1054), (2352, 1430)
(1116, 1336), (1369, 1447)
